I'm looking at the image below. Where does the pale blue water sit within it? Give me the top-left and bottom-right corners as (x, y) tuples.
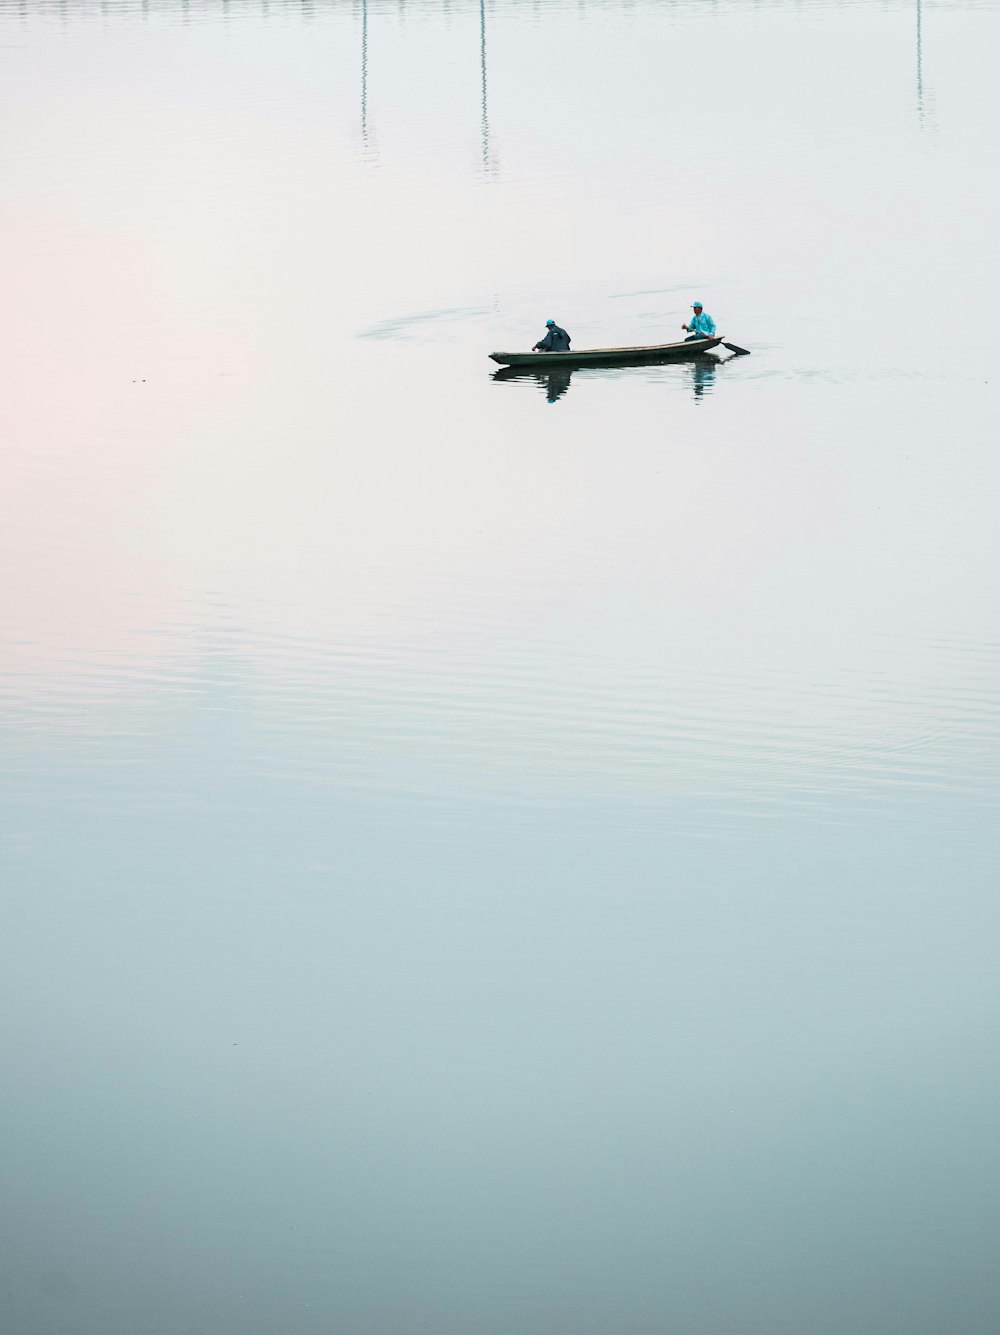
(2, 2), (1000, 1332)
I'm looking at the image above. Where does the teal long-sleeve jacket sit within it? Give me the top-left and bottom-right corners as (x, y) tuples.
(687, 310), (717, 337)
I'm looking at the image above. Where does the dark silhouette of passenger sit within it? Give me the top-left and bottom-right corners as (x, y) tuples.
(533, 319), (571, 353)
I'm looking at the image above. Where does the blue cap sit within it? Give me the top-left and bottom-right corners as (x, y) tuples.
(692, 301), (703, 308)
(546, 319), (555, 326)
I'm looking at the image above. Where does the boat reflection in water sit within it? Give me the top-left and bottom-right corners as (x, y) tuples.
(493, 351), (727, 404)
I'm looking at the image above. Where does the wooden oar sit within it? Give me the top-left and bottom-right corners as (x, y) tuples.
(683, 322), (750, 356)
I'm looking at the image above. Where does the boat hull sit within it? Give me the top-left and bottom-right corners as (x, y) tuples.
(489, 337), (722, 367)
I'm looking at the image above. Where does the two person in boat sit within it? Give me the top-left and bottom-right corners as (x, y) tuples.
(533, 319), (571, 353)
(682, 302), (716, 341)
(532, 303), (712, 353)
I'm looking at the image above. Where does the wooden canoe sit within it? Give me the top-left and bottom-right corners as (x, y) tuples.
(489, 337), (722, 367)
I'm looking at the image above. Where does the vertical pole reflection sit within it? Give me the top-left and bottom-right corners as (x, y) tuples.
(915, 0), (924, 127)
(480, 0), (495, 177)
(361, 0), (369, 152)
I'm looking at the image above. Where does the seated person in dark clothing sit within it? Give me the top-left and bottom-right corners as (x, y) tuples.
(533, 319), (571, 352)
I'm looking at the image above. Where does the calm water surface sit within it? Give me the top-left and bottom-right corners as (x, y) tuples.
(2, 1), (1000, 1332)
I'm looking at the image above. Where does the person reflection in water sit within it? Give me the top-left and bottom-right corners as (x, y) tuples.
(543, 369), (572, 403)
(492, 365), (573, 401)
(533, 319), (571, 352)
(689, 356), (717, 401)
(682, 301), (716, 341)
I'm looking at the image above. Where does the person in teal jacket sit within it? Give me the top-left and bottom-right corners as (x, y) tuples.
(682, 302), (717, 341)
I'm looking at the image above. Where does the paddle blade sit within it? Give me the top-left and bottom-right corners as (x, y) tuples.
(722, 341), (751, 356)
